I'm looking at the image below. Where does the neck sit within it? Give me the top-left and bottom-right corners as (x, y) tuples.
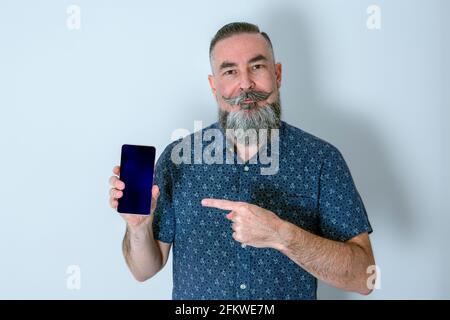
(234, 142), (259, 163)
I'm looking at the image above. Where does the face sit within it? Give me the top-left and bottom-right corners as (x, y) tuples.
(208, 33), (282, 136)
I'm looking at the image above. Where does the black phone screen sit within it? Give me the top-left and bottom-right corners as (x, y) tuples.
(117, 144), (156, 215)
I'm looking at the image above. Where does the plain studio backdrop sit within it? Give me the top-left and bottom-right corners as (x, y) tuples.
(0, 0), (448, 299)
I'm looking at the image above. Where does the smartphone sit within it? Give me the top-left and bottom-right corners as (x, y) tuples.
(117, 144), (156, 215)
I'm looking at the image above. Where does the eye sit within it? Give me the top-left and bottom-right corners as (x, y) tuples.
(252, 64), (265, 70)
(223, 69), (237, 76)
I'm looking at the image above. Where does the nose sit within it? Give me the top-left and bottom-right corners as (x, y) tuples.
(239, 70), (255, 91)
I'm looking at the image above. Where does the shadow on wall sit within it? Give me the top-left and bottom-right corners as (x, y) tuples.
(262, 6), (414, 299)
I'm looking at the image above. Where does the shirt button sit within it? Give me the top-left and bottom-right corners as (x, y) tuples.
(241, 243), (247, 248)
(244, 166), (249, 172)
(240, 283), (247, 290)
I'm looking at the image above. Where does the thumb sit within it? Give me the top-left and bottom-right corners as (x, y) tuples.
(152, 185), (160, 199)
(150, 185), (160, 213)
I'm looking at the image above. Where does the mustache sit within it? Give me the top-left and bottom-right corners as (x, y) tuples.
(222, 90), (272, 106)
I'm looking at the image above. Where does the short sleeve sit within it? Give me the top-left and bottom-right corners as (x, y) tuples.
(318, 146), (373, 242)
(152, 143), (176, 244)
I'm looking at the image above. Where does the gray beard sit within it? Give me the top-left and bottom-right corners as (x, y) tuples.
(218, 99), (281, 146)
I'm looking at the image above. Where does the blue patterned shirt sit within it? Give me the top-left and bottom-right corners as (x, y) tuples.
(152, 121), (372, 300)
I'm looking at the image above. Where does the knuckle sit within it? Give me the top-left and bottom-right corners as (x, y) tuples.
(109, 176), (117, 186)
(237, 203), (250, 211)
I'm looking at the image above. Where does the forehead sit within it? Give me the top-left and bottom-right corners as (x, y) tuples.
(211, 33), (273, 66)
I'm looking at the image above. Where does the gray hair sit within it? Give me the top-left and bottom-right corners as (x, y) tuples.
(209, 22), (275, 64)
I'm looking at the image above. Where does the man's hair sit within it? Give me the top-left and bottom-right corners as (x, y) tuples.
(209, 22), (274, 63)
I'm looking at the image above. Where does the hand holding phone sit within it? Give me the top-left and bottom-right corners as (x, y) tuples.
(108, 144), (159, 229)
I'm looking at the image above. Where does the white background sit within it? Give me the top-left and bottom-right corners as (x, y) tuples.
(0, 0), (448, 299)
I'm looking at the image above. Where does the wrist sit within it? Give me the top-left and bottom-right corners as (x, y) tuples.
(271, 219), (294, 252)
(127, 219), (152, 237)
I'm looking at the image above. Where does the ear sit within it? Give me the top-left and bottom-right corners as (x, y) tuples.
(275, 63), (282, 89)
(208, 74), (217, 96)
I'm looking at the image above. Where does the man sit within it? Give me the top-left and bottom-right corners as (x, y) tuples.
(108, 22), (375, 300)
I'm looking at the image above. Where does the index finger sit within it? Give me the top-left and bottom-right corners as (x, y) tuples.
(201, 198), (242, 211)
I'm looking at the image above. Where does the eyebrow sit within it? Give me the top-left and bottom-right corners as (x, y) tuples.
(219, 54), (269, 71)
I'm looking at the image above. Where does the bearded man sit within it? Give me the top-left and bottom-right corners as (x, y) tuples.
(108, 22), (376, 300)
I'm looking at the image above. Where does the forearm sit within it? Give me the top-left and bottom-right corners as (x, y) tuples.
(122, 222), (163, 282)
(274, 220), (373, 295)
